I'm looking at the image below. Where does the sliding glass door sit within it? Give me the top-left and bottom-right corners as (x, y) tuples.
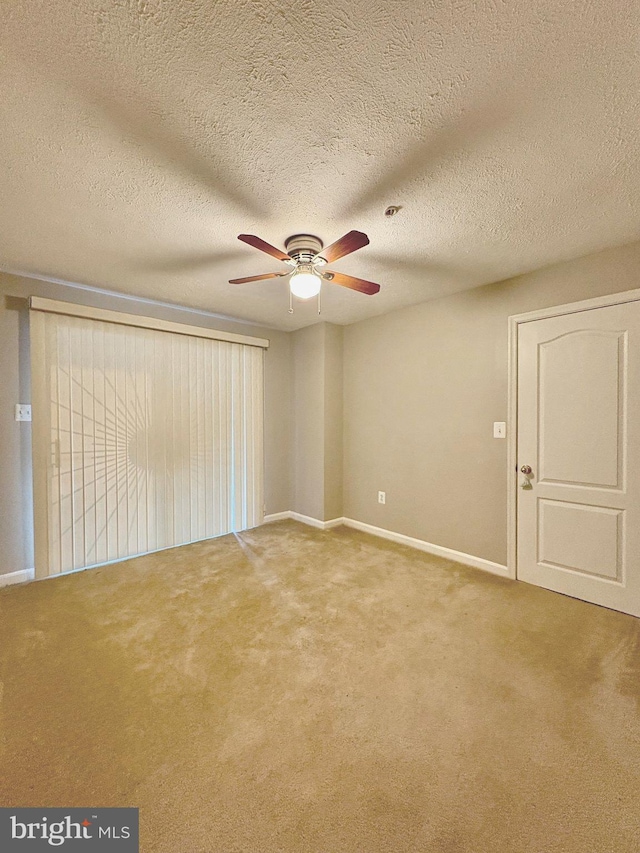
(30, 304), (264, 577)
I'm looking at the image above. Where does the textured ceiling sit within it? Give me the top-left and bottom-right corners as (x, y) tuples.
(1, 1), (640, 331)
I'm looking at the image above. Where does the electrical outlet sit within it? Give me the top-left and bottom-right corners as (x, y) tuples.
(378, 490), (386, 504)
(493, 421), (506, 439)
(15, 404), (32, 422)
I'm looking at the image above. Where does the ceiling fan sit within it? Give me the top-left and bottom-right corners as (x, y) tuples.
(229, 231), (381, 302)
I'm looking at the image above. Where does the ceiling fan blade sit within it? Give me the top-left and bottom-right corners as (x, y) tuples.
(238, 234), (292, 262)
(322, 270), (380, 295)
(229, 272), (289, 284)
(315, 230), (369, 264)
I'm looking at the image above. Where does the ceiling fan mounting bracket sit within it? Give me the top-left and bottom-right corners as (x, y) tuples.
(284, 234), (324, 264)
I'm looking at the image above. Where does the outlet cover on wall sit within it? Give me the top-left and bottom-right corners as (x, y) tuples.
(493, 421), (506, 439)
(378, 491), (386, 504)
(15, 404), (32, 422)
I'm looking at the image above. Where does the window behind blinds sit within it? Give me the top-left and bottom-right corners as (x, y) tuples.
(30, 304), (265, 577)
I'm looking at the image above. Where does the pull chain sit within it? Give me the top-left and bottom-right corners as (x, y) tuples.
(289, 287), (293, 314)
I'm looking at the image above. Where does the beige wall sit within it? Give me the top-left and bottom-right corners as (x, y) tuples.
(292, 322), (343, 522)
(0, 272), (292, 577)
(323, 323), (343, 520)
(292, 324), (325, 520)
(5, 238), (640, 576)
(343, 240), (640, 566)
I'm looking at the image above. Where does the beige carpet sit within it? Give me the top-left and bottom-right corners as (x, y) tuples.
(1, 520), (639, 852)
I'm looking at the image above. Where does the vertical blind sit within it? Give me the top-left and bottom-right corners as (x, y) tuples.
(30, 303), (265, 577)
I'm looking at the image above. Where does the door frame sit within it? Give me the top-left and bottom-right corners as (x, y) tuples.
(507, 287), (640, 581)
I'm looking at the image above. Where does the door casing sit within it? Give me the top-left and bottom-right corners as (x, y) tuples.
(507, 287), (640, 581)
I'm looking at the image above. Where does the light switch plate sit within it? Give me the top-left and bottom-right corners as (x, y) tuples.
(493, 421), (506, 439)
(15, 404), (32, 422)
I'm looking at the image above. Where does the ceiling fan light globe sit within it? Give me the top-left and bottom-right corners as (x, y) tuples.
(290, 271), (321, 299)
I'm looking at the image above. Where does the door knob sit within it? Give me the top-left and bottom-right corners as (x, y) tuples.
(520, 465), (534, 490)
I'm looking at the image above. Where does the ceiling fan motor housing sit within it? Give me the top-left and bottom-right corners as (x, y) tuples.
(284, 234), (324, 264)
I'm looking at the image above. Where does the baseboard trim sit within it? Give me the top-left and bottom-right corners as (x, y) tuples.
(3, 521), (508, 587)
(291, 512), (344, 530)
(263, 511), (292, 524)
(263, 511), (344, 531)
(264, 511), (509, 578)
(0, 568), (36, 588)
(341, 518), (509, 577)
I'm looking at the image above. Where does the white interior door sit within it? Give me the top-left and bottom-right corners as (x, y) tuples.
(517, 300), (640, 617)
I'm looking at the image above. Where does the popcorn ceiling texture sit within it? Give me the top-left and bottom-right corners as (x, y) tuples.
(1, 1), (639, 329)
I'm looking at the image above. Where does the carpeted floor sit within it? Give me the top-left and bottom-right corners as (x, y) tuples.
(1, 520), (639, 852)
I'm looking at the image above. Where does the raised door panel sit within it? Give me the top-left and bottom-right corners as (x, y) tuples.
(537, 498), (623, 582)
(539, 330), (624, 489)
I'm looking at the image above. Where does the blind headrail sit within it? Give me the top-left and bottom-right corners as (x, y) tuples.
(29, 296), (270, 349)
